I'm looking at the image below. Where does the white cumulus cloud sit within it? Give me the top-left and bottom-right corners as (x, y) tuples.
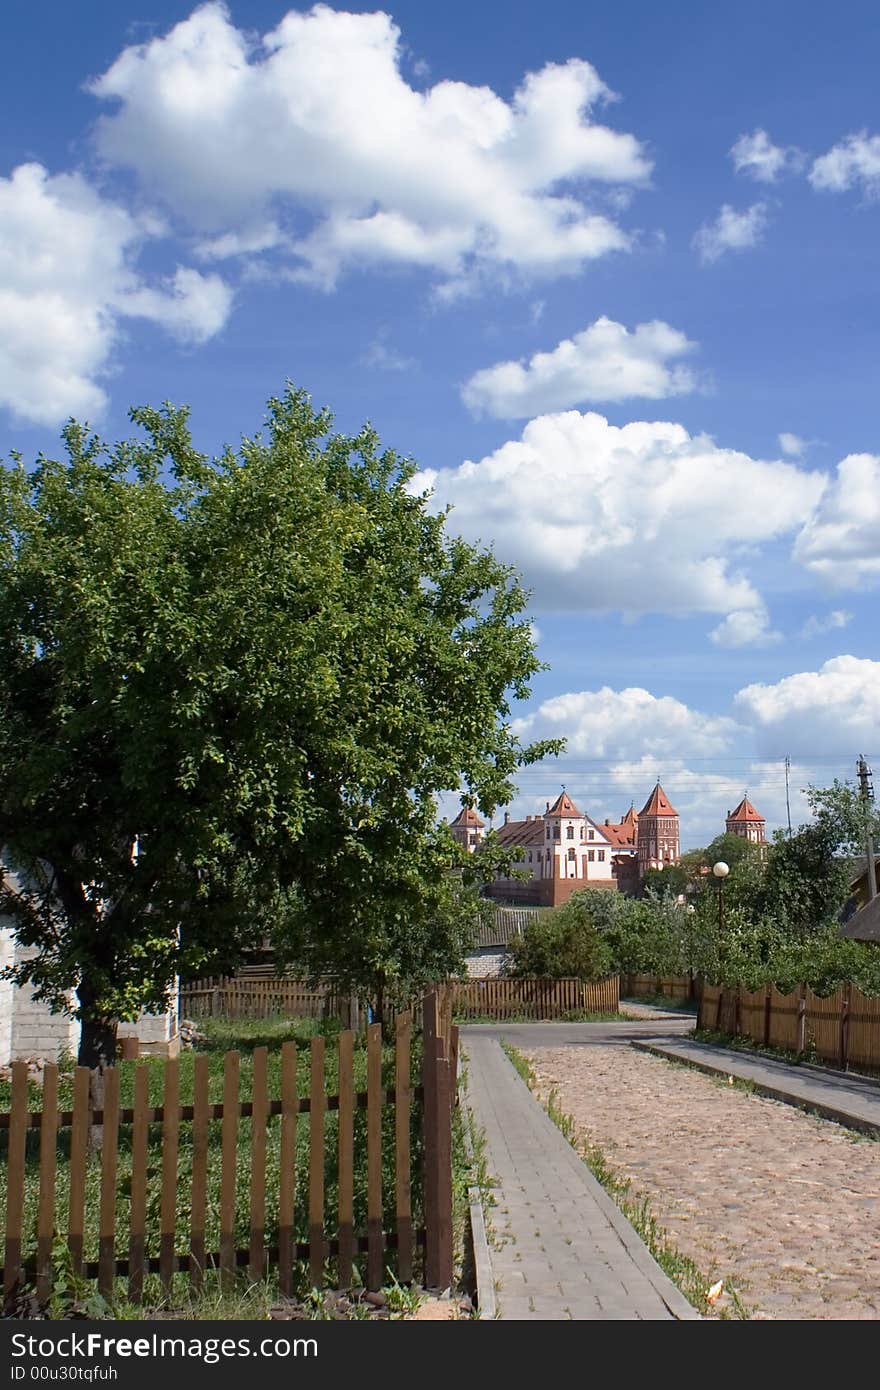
(779, 432), (806, 458)
(504, 684), (808, 844)
(512, 685), (742, 760)
(410, 410), (825, 631)
(730, 129), (803, 183)
(736, 656), (880, 756)
(693, 202), (769, 264)
(710, 608), (782, 649)
(89, 3), (652, 292)
(793, 453), (880, 588)
(461, 316), (699, 418)
(800, 610), (852, 639)
(0, 162), (232, 427)
(810, 132), (880, 196)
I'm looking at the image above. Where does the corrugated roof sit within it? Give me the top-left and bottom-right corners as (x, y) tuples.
(840, 894), (880, 943)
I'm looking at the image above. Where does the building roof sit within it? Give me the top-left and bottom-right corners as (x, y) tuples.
(639, 782), (678, 818)
(727, 797), (765, 824)
(603, 807), (638, 848)
(840, 893), (880, 943)
(450, 805), (485, 829)
(545, 790), (583, 818)
(495, 817), (545, 849)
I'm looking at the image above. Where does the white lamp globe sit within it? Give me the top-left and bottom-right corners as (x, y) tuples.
(712, 861), (730, 879)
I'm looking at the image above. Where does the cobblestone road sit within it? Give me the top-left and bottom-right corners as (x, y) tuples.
(523, 1043), (880, 1320)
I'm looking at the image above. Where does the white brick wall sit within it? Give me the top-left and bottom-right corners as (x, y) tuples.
(0, 926), (15, 1064)
(1, 920), (180, 1064)
(4, 935), (80, 1063)
(465, 948), (510, 979)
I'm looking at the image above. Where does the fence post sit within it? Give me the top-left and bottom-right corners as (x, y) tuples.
(840, 983), (851, 1071)
(796, 984), (806, 1055)
(764, 985), (772, 1047)
(734, 986), (742, 1038)
(422, 989), (453, 1290)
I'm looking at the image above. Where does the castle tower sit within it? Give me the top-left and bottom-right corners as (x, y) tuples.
(726, 796), (766, 845)
(637, 782), (680, 875)
(448, 805), (485, 853)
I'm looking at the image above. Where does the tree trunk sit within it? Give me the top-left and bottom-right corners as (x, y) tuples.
(78, 1017), (118, 1070)
(78, 1017), (118, 1155)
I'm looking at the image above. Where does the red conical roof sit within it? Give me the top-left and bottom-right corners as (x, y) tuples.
(727, 797), (764, 824)
(450, 805), (485, 828)
(639, 783), (678, 818)
(545, 790), (583, 818)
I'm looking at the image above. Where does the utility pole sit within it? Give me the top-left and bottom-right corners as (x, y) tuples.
(784, 756), (792, 838)
(857, 755), (878, 902)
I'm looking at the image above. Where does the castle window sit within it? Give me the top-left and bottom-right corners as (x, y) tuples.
(598, 850), (605, 862)
(580, 825), (585, 839)
(567, 848), (576, 861)
(553, 825), (560, 839)
(527, 852), (532, 863)
(588, 850), (595, 862)
(566, 825), (574, 839)
(588, 829), (594, 840)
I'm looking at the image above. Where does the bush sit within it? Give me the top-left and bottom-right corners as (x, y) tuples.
(507, 895), (612, 980)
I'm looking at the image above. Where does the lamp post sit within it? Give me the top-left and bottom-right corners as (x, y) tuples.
(713, 860), (729, 973)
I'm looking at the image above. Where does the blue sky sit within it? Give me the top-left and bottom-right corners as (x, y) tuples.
(3, 1), (879, 844)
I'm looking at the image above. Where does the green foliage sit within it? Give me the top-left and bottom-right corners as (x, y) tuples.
(610, 779), (880, 994)
(0, 386), (559, 1056)
(506, 892), (613, 980)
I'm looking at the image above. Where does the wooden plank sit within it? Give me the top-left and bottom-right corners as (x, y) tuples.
(431, 1039), (454, 1291)
(249, 1046), (269, 1283)
(3, 1061), (29, 1299)
(422, 990), (439, 1285)
(189, 1054), (209, 1292)
(128, 1065), (150, 1302)
(395, 1011), (412, 1285)
(336, 1030), (355, 1289)
(220, 1050), (240, 1292)
(366, 1021), (384, 1291)
(159, 1057), (180, 1298)
(67, 1067), (91, 1276)
(36, 1062), (59, 1304)
(97, 1065), (120, 1298)
(308, 1036), (325, 1288)
(278, 1040), (297, 1298)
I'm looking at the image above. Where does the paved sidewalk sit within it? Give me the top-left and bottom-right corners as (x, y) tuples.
(462, 1034), (699, 1320)
(634, 1037), (880, 1135)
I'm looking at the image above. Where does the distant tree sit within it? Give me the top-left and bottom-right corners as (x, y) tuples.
(755, 780), (874, 938)
(0, 387), (559, 1066)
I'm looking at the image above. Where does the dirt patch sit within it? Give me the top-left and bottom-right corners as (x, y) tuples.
(523, 1043), (880, 1320)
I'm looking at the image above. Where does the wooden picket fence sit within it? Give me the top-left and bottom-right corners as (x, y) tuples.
(179, 978), (345, 1022)
(620, 973), (697, 1001)
(699, 982), (880, 1073)
(451, 975), (618, 1020)
(0, 991), (455, 1306)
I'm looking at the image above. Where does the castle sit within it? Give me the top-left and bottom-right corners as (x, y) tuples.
(449, 784), (765, 906)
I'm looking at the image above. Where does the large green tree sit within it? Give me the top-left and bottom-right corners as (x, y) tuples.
(0, 387), (557, 1065)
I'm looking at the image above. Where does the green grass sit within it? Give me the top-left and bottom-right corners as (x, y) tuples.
(501, 1041), (750, 1319)
(1, 1015), (426, 1310)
